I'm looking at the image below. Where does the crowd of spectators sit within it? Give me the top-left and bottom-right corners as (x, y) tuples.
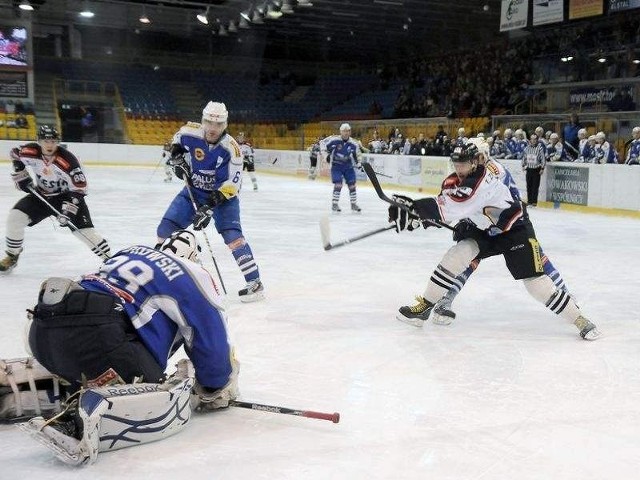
(379, 16), (640, 120)
(363, 116), (640, 165)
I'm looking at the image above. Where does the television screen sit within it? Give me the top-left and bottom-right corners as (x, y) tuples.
(0, 26), (28, 67)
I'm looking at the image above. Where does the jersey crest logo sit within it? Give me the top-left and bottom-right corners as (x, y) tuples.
(216, 156), (224, 168)
(194, 148), (206, 161)
(486, 163), (499, 176)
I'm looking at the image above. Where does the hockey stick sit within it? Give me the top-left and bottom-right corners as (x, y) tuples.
(319, 215), (395, 251)
(27, 186), (106, 259)
(362, 163), (455, 232)
(229, 400), (340, 424)
(182, 178), (227, 294)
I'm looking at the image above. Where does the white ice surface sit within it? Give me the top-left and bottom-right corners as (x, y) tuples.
(1, 166), (639, 479)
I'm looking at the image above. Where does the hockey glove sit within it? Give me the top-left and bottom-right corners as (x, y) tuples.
(192, 205), (214, 231)
(388, 195), (421, 233)
(452, 219), (477, 242)
(58, 197), (80, 227)
(355, 162), (364, 172)
(168, 153), (190, 179)
(11, 169), (33, 193)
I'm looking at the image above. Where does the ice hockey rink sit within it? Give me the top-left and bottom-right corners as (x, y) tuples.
(1, 165), (640, 479)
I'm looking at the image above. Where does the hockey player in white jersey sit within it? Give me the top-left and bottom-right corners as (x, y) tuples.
(388, 143), (600, 340)
(0, 125), (110, 273)
(237, 131), (258, 191)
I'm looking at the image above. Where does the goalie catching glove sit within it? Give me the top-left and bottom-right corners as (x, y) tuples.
(192, 190), (228, 231)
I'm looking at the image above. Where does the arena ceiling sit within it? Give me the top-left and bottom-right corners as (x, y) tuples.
(3, 0), (506, 64)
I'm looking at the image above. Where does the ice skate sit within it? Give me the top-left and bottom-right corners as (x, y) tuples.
(350, 202), (362, 213)
(574, 315), (601, 341)
(431, 296), (456, 325)
(332, 202), (341, 213)
(238, 279), (264, 303)
(0, 251), (20, 274)
(397, 296), (434, 327)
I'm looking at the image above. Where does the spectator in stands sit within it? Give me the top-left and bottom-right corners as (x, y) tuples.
(417, 134), (430, 155)
(13, 113), (27, 129)
(14, 101), (25, 115)
(547, 133), (572, 162)
(435, 125), (446, 144)
(408, 137), (421, 155)
(5, 100), (15, 114)
(562, 113), (582, 156)
(625, 127), (640, 165)
(594, 131), (619, 164)
(368, 130), (388, 154)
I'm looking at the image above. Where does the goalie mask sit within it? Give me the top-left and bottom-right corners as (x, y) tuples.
(159, 230), (201, 262)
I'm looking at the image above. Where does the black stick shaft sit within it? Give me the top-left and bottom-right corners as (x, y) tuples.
(325, 225), (395, 251)
(229, 400), (340, 423)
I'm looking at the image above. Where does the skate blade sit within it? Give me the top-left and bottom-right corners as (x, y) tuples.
(395, 314), (424, 328)
(239, 291), (265, 303)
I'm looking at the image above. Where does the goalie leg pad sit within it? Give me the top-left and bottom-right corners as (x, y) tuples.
(0, 357), (61, 420)
(20, 368), (195, 465)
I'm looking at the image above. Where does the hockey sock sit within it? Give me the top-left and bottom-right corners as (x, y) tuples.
(348, 185), (357, 204)
(523, 275), (581, 322)
(231, 242), (260, 283)
(424, 240), (479, 303)
(332, 184), (342, 204)
(5, 209), (28, 255)
(75, 228), (111, 260)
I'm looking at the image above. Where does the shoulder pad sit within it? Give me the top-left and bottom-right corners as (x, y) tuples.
(186, 121), (201, 129)
(178, 122), (203, 136)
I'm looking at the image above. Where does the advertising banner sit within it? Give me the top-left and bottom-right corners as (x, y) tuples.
(500, 0), (529, 31)
(545, 164), (589, 205)
(608, 0), (640, 12)
(568, 0), (603, 19)
(533, 0), (564, 25)
(0, 70), (27, 97)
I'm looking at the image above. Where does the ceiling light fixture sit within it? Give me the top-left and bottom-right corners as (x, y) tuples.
(266, 4), (283, 19)
(139, 6), (151, 24)
(79, 1), (95, 18)
(18, 1), (34, 11)
(297, 0), (313, 6)
(197, 7), (210, 25)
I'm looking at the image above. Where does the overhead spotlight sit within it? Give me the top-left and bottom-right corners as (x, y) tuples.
(266, 4), (283, 19)
(281, 1), (294, 13)
(239, 16), (250, 29)
(228, 21), (238, 33)
(139, 6), (151, 24)
(251, 11), (264, 23)
(79, 1), (94, 18)
(197, 7), (209, 25)
(633, 59), (640, 65)
(297, 0), (313, 6)
(566, 55), (573, 61)
(18, 1), (34, 11)
(597, 56), (607, 63)
(240, 11), (251, 22)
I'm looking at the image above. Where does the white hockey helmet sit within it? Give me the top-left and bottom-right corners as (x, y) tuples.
(578, 128), (587, 138)
(550, 132), (559, 141)
(339, 123), (351, 132)
(504, 128), (513, 137)
(596, 131), (606, 141)
(159, 230), (201, 262)
(477, 132), (485, 139)
(457, 127), (465, 136)
(588, 135), (597, 142)
(633, 126), (640, 136)
(535, 126), (544, 136)
(202, 101), (228, 124)
(515, 128), (525, 138)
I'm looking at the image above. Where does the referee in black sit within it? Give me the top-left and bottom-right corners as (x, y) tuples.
(521, 133), (547, 206)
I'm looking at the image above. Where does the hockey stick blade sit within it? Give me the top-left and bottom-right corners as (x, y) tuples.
(362, 163), (455, 232)
(229, 400), (340, 423)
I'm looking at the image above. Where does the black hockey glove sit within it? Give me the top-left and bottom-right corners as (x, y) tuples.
(388, 195), (421, 233)
(193, 205), (213, 231)
(11, 169), (33, 193)
(192, 191), (227, 230)
(452, 219), (478, 242)
(168, 153), (190, 180)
